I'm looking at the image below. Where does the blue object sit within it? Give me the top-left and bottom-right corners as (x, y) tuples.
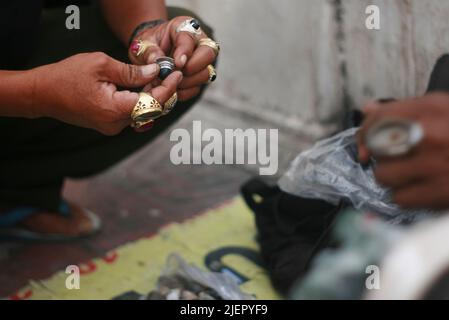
(0, 201), (71, 228)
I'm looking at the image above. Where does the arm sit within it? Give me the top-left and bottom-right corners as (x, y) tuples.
(0, 70), (38, 118)
(0, 53), (182, 135)
(99, 0), (168, 45)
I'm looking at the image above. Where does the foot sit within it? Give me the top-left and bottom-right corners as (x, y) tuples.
(17, 202), (100, 237)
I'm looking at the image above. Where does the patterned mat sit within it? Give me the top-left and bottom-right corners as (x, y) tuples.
(9, 198), (280, 300)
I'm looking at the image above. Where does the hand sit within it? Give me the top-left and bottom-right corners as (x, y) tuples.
(357, 93), (449, 210)
(32, 52), (183, 135)
(128, 16), (218, 101)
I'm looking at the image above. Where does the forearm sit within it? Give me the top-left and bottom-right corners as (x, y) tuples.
(0, 70), (39, 118)
(99, 0), (168, 45)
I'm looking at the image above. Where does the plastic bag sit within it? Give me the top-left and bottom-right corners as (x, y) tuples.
(278, 128), (431, 223)
(162, 253), (254, 300)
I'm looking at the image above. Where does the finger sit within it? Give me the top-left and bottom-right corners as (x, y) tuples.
(357, 107), (384, 163)
(111, 90), (139, 120)
(149, 71), (183, 104)
(142, 82), (153, 92)
(143, 44), (166, 65)
(374, 151), (447, 188)
(104, 56), (160, 88)
(129, 40), (166, 65)
(184, 46), (216, 76)
(394, 177), (449, 210)
(172, 32), (197, 69)
(179, 68), (210, 89)
(178, 87), (201, 102)
(356, 128), (371, 164)
(363, 101), (382, 114)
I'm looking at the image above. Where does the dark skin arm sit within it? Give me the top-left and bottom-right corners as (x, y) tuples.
(0, 55), (182, 135)
(99, 0), (168, 45)
(0, 70), (36, 118)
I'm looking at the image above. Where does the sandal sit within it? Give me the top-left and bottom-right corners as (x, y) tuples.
(0, 200), (102, 242)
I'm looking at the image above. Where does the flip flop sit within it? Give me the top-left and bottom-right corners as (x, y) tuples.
(0, 201), (102, 242)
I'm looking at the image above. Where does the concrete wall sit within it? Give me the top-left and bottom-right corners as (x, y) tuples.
(167, 0), (449, 141)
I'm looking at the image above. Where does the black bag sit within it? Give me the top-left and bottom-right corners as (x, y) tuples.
(241, 178), (342, 295)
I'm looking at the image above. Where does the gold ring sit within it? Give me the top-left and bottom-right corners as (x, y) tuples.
(131, 92), (163, 124)
(163, 92), (178, 115)
(130, 40), (157, 57)
(207, 65), (217, 83)
(199, 38), (220, 56)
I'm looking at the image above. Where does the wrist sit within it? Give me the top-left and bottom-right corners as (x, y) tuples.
(0, 69), (43, 118)
(128, 19), (166, 46)
(27, 64), (58, 119)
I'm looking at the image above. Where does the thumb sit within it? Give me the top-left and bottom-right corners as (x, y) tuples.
(105, 57), (160, 88)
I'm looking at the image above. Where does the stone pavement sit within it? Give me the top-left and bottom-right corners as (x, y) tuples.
(0, 96), (311, 298)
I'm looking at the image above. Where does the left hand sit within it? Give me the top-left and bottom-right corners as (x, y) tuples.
(128, 16), (218, 101)
(357, 93), (449, 210)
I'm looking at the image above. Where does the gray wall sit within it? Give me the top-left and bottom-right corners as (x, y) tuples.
(168, 0), (449, 139)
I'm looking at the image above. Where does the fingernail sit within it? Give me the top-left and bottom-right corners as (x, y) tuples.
(179, 55), (187, 67)
(148, 53), (157, 63)
(141, 64), (159, 77)
(175, 71), (183, 84)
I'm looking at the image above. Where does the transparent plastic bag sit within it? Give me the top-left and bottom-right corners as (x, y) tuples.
(278, 128), (431, 223)
(162, 253), (254, 300)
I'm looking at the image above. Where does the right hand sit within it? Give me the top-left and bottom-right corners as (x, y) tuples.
(32, 52), (183, 135)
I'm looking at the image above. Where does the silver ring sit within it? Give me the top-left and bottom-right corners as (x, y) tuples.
(176, 19), (202, 39)
(366, 119), (424, 157)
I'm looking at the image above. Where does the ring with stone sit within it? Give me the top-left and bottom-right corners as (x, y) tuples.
(131, 92), (164, 125)
(207, 65), (217, 83)
(163, 92), (178, 115)
(176, 19), (202, 39)
(366, 118), (424, 157)
(130, 40), (157, 57)
(198, 38), (220, 56)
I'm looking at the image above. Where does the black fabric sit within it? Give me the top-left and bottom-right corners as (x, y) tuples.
(427, 54), (449, 93)
(0, 1), (44, 69)
(44, 0), (92, 9)
(0, 5), (213, 212)
(241, 178), (341, 295)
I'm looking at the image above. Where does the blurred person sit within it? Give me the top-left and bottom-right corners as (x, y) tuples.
(0, 0), (218, 240)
